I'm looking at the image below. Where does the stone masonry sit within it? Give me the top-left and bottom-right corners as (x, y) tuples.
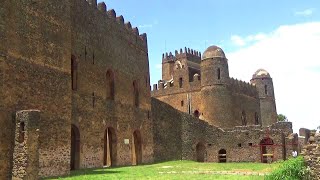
(301, 130), (320, 179)
(1, 0), (296, 179)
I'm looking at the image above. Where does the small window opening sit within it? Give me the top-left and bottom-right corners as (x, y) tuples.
(85, 46), (87, 61)
(264, 85), (268, 95)
(181, 100), (184, 107)
(249, 143), (253, 147)
(217, 68), (221, 80)
(194, 110), (200, 118)
(71, 55), (78, 91)
(147, 111), (150, 119)
(19, 122), (25, 143)
(92, 52), (95, 64)
(179, 78), (183, 88)
(238, 143), (242, 147)
(92, 92), (95, 108)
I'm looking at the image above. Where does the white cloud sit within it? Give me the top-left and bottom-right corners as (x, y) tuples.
(231, 35), (246, 46)
(226, 22), (320, 133)
(231, 33), (267, 47)
(295, 8), (315, 17)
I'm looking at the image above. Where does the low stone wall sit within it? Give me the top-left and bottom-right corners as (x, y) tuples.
(301, 130), (320, 179)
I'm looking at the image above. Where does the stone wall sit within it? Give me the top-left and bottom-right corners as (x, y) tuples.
(70, 0), (153, 171)
(152, 97), (292, 164)
(1, 0), (153, 178)
(301, 130), (320, 179)
(151, 98), (183, 162)
(12, 110), (40, 180)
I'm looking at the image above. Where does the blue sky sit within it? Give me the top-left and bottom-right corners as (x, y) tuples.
(98, 0), (320, 132)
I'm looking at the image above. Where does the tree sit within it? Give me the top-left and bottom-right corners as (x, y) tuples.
(277, 114), (288, 122)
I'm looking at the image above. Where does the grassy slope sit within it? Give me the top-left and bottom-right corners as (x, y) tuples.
(46, 161), (280, 180)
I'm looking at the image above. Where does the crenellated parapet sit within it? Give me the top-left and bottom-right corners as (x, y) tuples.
(229, 78), (259, 98)
(82, 1), (147, 50)
(162, 47), (201, 63)
(151, 78), (201, 97)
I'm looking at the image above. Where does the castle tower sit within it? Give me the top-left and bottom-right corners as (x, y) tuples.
(162, 53), (175, 81)
(250, 69), (277, 127)
(200, 45), (234, 128)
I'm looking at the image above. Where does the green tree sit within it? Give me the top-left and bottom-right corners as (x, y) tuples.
(277, 114), (288, 122)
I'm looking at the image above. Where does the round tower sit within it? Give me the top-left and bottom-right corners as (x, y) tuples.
(200, 46), (234, 128)
(250, 69), (277, 127)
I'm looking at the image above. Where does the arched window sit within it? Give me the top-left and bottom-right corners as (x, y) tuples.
(71, 55), (78, 91)
(133, 80), (139, 107)
(194, 110), (200, 118)
(106, 70), (115, 100)
(264, 85), (268, 95)
(241, 111), (247, 126)
(217, 68), (221, 80)
(179, 78), (183, 88)
(18, 122), (25, 143)
(255, 112), (260, 125)
(218, 149), (227, 163)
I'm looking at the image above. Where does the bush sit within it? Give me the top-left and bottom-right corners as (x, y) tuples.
(265, 156), (313, 180)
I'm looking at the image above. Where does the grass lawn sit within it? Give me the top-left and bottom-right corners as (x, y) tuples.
(46, 161), (281, 180)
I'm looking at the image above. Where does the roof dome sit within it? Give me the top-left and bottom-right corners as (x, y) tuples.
(202, 45), (226, 60)
(252, 69), (271, 79)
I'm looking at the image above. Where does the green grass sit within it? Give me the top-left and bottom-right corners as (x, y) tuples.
(265, 156), (313, 180)
(46, 161), (281, 180)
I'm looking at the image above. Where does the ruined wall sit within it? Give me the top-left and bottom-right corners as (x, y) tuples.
(12, 110), (40, 180)
(301, 130), (320, 179)
(70, 0), (153, 170)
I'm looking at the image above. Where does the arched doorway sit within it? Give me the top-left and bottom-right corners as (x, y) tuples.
(71, 125), (80, 170)
(104, 127), (117, 167)
(196, 142), (206, 162)
(218, 149), (227, 163)
(132, 130), (142, 165)
(260, 138), (274, 163)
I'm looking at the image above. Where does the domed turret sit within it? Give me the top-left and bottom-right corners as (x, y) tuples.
(202, 45), (226, 59)
(200, 45), (234, 128)
(251, 69), (277, 127)
(201, 45), (229, 87)
(252, 69), (271, 79)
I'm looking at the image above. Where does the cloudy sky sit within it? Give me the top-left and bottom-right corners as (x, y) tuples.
(98, 0), (320, 132)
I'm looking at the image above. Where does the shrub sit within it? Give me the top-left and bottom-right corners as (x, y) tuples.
(265, 156), (313, 180)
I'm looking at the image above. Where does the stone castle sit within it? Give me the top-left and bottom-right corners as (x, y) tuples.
(0, 1), (298, 179)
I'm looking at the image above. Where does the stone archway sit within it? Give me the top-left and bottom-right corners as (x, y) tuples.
(196, 142), (206, 162)
(71, 124), (80, 170)
(104, 127), (117, 167)
(132, 130), (142, 165)
(218, 149), (227, 163)
(260, 138), (274, 163)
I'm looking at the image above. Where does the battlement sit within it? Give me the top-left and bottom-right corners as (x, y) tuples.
(83, 1), (147, 47)
(162, 47), (201, 63)
(229, 78), (258, 97)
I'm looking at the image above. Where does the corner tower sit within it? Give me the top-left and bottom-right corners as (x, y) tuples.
(250, 69), (277, 127)
(200, 46), (234, 128)
(162, 53), (176, 81)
